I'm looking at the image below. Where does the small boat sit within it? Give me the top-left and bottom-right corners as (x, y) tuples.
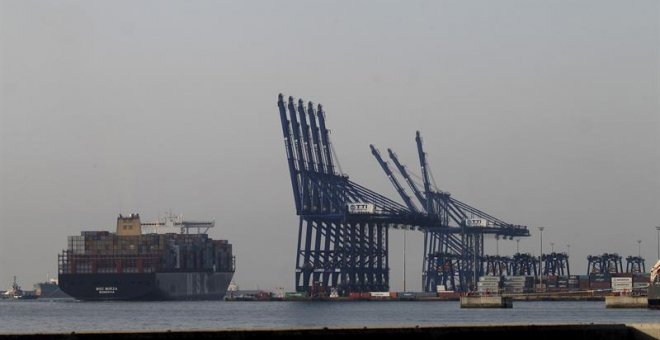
(2, 276), (38, 300)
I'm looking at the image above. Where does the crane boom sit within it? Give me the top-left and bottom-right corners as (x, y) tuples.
(317, 105), (335, 175)
(415, 131), (433, 214)
(277, 94), (301, 213)
(307, 102), (327, 174)
(370, 145), (418, 213)
(388, 148), (427, 211)
(287, 97), (312, 211)
(288, 97), (308, 172)
(297, 99), (316, 172)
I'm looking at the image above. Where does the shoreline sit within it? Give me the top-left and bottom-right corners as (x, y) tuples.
(1, 324), (659, 339)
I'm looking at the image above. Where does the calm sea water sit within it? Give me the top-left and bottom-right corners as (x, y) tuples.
(1, 300), (658, 334)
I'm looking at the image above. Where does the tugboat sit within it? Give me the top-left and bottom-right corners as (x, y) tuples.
(648, 260), (660, 309)
(2, 276), (38, 300)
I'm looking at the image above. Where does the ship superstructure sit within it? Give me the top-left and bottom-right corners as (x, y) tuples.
(649, 260), (660, 309)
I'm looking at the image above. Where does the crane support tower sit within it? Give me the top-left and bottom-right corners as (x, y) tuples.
(373, 132), (530, 292)
(626, 256), (645, 274)
(587, 253), (623, 275)
(484, 256), (511, 276)
(541, 252), (570, 276)
(277, 94), (531, 295)
(510, 253), (539, 276)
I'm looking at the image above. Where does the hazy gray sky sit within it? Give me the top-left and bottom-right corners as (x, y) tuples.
(1, 0), (658, 291)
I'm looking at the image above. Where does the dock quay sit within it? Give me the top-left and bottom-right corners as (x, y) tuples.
(3, 324), (659, 340)
(503, 290), (610, 301)
(460, 295), (513, 308)
(226, 289), (635, 302)
(605, 295), (648, 308)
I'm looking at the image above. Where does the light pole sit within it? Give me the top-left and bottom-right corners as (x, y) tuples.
(473, 237), (477, 292)
(637, 240), (642, 258)
(551, 242), (554, 253)
(495, 235), (500, 256)
(566, 244), (570, 275)
(538, 227), (544, 292)
(403, 230), (406, 292)
(516, 239), (520, 253)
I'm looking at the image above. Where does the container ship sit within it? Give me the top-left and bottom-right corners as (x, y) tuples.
(58, 213), (234, 301)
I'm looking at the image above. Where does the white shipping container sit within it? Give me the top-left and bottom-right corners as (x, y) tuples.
(479, 276), (501, 282)
(369, 292), (390, 297)
(611, 277), (633, 282)
(612, 286), (633, 292)
(436, 285), (446, 292)
(633, 283), (650, 288)
(611, 282), (633, 286)
(478, 288), (499, 292)
(477, 281), (500, 285)
(478, 279), (500, 284)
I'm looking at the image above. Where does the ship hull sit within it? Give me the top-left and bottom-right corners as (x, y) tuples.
(59, 272), (233, 301)
(648, 284), (660, 309)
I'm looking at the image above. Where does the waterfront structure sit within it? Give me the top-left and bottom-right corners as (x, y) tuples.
(277, 94), (530, 295)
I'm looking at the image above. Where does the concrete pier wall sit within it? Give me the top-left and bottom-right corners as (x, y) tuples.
(460, 295), (513, 308)
(605, 296), (648, 308)
(3, 324), (660, 340)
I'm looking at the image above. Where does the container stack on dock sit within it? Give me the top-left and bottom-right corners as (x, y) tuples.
(502, 276), (534, 293)
(578, 275), (591, 290)
(414, 292), (440, 300)
(273, 273), (653, 302)
(283, 292), (308, 300)
(633, 273), (650, 294)
(589, 273), (611, 291)
(477, 276), (501, 294)
(611, 276), (633, 294)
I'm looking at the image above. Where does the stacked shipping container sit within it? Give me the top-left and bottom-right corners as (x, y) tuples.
(58, 231), (233, 275)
